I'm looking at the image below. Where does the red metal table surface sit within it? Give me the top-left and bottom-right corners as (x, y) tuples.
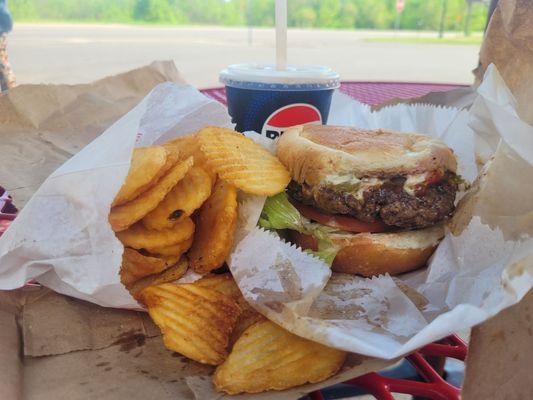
(0, 82), (468, 400)
(201, 81), (466, 107)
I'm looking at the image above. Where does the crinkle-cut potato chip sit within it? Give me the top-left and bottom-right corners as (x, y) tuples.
(142, 166), (212, 230)
(120, 248), (179, 286)
(116, 217), (194, 250)
(195, 274), (262, 345)
(128, 258), (189, 299)
(230, 308), (265, 347)
(194, 273), (251, 309)
(145, 236), (193, 258)
(141, 283), (241, 365)
(188, 181), (238, 274)
(213, 320), (347, 394)
(197, 127), (290, 195)
(195, 274), (243, 301)
(112, 146), (168, 207)
(109, 157), (194, 232)
(164, 134), (217, 185)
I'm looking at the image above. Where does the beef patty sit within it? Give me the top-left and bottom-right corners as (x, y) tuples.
(287, 172), (458, 229)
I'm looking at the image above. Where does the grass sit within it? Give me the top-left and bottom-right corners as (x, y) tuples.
(366, 35), (482, 45)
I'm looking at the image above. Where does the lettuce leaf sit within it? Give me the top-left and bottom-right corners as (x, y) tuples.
(258, 192), (304, 231)
(259, 192), (340, 264)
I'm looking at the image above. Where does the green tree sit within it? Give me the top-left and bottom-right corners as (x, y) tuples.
(292, 7), (317, 27)
(337, 1), (358, 28)
(9, 0), (488, 31)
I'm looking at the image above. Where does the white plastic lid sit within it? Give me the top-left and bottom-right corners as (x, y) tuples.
(220, 63), (340, 89)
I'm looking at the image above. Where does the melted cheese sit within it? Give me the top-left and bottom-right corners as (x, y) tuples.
(324, 171), (433, 200)
(354, 177), (382, 201)
(403, 172), (429, 196)
(323, 174), (361, 186)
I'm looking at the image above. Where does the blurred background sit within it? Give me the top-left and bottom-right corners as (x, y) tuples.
(4, 0), (490, 88)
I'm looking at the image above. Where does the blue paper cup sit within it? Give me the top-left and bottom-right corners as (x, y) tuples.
(220, 64), (340, 139)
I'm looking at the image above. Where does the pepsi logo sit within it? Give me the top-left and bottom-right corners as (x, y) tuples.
(262, 103), (322, 139)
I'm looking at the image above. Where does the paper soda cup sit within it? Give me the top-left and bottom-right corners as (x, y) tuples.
(220, 63), (340, 139)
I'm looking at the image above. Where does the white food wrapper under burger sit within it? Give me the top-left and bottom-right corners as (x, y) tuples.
(0, 65), (530, 361)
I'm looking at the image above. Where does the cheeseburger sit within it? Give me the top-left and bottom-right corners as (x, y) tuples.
(263, 125), (459, 277)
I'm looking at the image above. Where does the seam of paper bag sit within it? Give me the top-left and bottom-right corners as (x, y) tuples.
(34, 131), (76, 159)
(20, 290), (162, 358)
(24, 333), (163, 359)
(24, 313), (162, 358)
(47, 160), (130, 181)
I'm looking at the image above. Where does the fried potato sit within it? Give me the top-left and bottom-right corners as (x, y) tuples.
(128, 258), (189, 299)
(109, 157), (194, 231)
(112, 146), (168, 207)
(123, 144), (182, 204)
(116, 217), (194, 250)
(142, 167), (212, 230)
(198, 127), (290, 196)
(164, 134), (217, 185)
(141, 283), (241, 365)
(161, 142), (181, 166)
(195, 274), (262, 345)
(188, 181), (238, 274)
(195, 273), (243, 300)
(230, 308), (265, 347)
(145, 235), (193, 257)
(213, 320), (347, 394)
(120, 248), (179, 286)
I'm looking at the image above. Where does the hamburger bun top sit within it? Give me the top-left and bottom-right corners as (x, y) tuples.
(277, 125), (457, 185)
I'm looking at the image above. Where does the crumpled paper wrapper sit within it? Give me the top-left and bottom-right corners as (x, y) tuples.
(0, 59), (531, 397)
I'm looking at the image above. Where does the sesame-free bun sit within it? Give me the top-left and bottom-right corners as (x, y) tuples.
(290, 224), (444, 277)
(277, 125), (457, 186)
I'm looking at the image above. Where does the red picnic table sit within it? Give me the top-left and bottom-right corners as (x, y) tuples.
(0, 81), (469, 400)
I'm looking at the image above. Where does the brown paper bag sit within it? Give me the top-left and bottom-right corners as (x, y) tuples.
(0, 60), (185, 207)
(475, 0), (533, 124)
(463, 0), (533, 397)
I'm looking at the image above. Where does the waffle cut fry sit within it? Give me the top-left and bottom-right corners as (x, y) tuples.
(128, 258), (189, 300)
(116, 217), (194, 250)
(145, 235), (193, 258)
(142, 166), (212, 230)
(198, 127), (290, 195)
(109, 157), (194, 231)
(188, 180), (238, 274)
(213, 320), (347, 394)
(141, 283), (241, 365)
(112, 146), (169, 207)
(120, 248), (180, 286)
(164, 134), (217, 185)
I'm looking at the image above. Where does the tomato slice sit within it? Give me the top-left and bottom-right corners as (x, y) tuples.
(414, 170), (444, 196)
(291, 201), (389, 233)
(425, 169), (444, 185)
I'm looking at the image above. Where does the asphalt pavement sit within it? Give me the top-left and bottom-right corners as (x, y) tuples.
(7, 24), (480, 88)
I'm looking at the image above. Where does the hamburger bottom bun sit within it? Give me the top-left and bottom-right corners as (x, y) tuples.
(290, 224), (444, 277)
